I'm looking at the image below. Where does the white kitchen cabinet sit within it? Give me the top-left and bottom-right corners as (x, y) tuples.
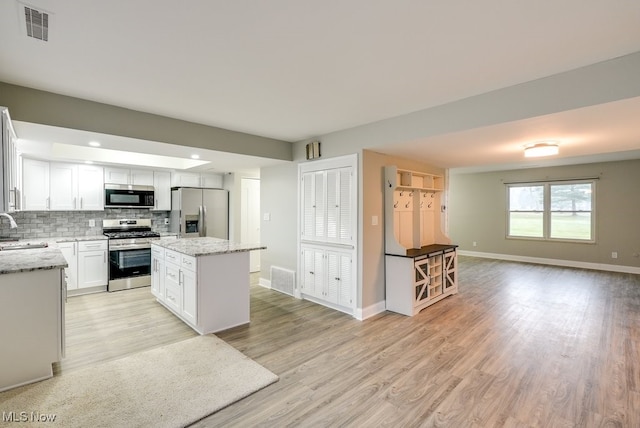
(157, 249), (198, 326)
(151, 243), (251, 334)
(104, 167), (153, 185)
(77, 164), (104, 210)
(180, 253), (197, 326)
(0, 268), (64, 392)
(163, 260), (182, 313)
(77, 240), (108, 289)
(1, 107), (20, 213)
(50, 162), (78, 210)
(22, 158), (50, 210)
(171, 171), (223, 188)
(300, 244), (353, 310)
(151, 245), (165, 298)
(22, 160), (103, 211)
(152, 171), (171, 211)
(58, 241), (78, 290)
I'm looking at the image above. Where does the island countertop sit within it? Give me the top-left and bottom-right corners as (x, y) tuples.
(152, 237), (266, 257)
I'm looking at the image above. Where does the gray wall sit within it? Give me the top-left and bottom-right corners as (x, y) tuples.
(0, 82), (292, 160)
(449, 159), (640, 268)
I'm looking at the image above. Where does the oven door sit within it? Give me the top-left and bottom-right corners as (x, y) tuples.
(109, 246), (151, 281)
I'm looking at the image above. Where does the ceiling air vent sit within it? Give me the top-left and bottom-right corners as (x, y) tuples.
(24, 6), (49, 41)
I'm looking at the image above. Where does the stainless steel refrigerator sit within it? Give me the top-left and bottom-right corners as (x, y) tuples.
(170, 187), (229, 239)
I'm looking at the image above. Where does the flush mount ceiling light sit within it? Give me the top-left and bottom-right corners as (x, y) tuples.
(191, 154), (200, 159)
(524, 142), (559, 158)
(88, 141), (101, 147)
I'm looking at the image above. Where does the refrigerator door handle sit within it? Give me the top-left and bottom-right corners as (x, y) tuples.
(202, 205), (207, 237)
(198, 205), (204, 237)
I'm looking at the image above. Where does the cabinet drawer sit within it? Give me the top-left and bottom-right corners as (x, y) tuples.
(164, 249), (180, 264)
(78, 240), (108, 252)
(164, 281), (181, 312)
(181, 254), (196, 271)
(165, 263), (180, 284)
(151, 245), (164, 258)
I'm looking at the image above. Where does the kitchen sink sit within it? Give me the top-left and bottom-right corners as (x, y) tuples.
(0, 242), (49, 251)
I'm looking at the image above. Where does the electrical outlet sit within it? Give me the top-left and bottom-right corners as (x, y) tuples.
(372, 215), (378, 226)
(263, 213), (271, 221)
(164, 218), (169, 225)
(611, 252), (618, 259)
(472, 241), (477, 247)
(88, 219), (95, 227)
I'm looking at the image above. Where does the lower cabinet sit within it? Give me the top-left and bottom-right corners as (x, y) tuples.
(77, 240), (108, 288)
(58, 241), (78, 290)
(300, 244), (353, 311)
(58, 239), (108, 295)
(152, 247), (198, 329)
(0, 268), (64, 392)
(385, 246), (458, 316)
(151, 245), (165, 298)
(150, 244), (250, 334)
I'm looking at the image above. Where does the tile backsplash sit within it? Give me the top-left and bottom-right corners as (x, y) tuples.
(0, 209), (171, 240)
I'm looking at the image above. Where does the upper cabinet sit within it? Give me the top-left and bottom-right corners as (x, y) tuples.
(1, 107), (20, 213)
(171, 172), (223, 188)
(23, 159), (103, 211)
(22, 158), (50, 210)
(152, 171), (171, 211)
(104, 167), (153, 186)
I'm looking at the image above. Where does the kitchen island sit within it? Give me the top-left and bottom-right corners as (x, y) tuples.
(0, 247), (67, 392)
(151, 237), (266, 334)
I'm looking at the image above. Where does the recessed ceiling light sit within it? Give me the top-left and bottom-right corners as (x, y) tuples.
(85, 160), (94, 164)
(524, 142), (559, 158)
(88, 141), (101, 147)
(191, 154), (200, 159)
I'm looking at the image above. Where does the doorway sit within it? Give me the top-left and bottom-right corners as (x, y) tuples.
(241, 178), (261, 272)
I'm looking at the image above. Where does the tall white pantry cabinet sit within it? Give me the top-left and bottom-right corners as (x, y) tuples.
(384, 165), (458, 316)
(298, 154), (357, 315)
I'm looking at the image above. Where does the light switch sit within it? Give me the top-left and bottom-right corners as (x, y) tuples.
(263, 213), (271, 221)
(371, 215), (378, 226)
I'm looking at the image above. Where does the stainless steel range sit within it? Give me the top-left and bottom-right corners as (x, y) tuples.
(103, 219), (160, 292)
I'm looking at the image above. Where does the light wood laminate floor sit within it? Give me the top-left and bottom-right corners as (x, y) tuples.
(57, 258), (640, 427)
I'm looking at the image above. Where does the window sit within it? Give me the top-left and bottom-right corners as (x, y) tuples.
(507, 180), (595, 242)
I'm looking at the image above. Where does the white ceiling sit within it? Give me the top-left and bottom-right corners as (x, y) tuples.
(1, 0), (640, 173)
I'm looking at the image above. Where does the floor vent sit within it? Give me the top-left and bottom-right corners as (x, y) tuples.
(23, 5), (49, 41)
(270, 266), (295, 296)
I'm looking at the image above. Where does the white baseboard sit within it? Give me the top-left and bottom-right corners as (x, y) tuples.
(355, 300), (387, 321)
(458, 250), (640, 275)
(258, 278), (271, 289)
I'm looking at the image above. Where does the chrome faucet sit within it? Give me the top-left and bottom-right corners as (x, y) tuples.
(0, 213), (18, 228)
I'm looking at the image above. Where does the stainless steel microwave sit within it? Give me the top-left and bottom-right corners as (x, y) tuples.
(104, 184), (155, 208)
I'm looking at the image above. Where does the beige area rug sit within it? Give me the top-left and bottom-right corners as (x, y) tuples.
(0, 335), (278, 427)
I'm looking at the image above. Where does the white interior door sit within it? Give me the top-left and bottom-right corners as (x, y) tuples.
(241, 178), (261, 272)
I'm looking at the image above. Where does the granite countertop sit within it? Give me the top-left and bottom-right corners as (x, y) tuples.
(0, 247), (68, 275)
(152, 237), (266, 257)
(0, 236), (106, 275)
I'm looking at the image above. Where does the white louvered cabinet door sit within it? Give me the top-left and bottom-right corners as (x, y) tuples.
(326, 250), (352, 307)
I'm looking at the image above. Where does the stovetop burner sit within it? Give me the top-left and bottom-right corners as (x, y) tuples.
(103, 218), (159, 240)
(104, 231), (161, 239)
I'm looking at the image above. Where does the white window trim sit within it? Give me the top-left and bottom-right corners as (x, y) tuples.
(506, 179), (596, 243)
